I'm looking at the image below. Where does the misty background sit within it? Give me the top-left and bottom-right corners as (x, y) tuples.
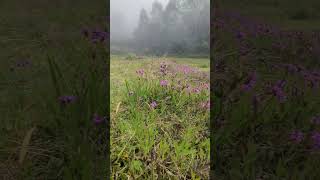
(111, 0), (169, 40)
(111, 0), (210, 56)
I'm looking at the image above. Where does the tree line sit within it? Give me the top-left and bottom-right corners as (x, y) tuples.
(133, 0), (210, 56)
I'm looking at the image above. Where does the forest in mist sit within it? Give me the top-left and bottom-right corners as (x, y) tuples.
(111, 0), (210, 56)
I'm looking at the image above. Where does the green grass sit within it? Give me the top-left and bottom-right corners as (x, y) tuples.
(111, 55), (210, 179)
(0, 0), (108, 179)
(213, 3), (320, 179)
(218, 0), (320, 30)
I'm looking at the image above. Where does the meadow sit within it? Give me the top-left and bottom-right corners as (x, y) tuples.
(213, 2), (320, 179)
(110, 55), (210, 179)
(0, 0), (109, 179)
(3, 0), (320, 179)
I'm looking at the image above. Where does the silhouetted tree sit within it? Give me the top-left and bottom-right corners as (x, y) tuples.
(133, 0), (209, 56)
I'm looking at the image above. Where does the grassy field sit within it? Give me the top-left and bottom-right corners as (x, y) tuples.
(110, 54), (210, 179)
(0, 0), (108, 179)
(217, 0), (320, 30)
(213, 2), (320, 179)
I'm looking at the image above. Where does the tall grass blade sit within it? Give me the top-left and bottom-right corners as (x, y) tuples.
(115, 102), (121, 114)
(47, 55), (61, 97)
(19, 127), (36, 165)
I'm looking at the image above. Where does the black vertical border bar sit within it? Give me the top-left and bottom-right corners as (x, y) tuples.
(106, 0), (111, 179)
(210, 0), (214, 179)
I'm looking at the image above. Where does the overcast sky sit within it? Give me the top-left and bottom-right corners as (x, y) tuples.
(111, 0), (169, 39)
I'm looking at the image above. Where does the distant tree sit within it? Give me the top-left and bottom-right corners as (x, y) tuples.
(133, 0), (209, 56)
(134, 8), (150, 51)
(138, 8), (149, 27)
(163, 0), (182, 53)
(150, 1), (164, 22)
(149, 1), (165, 54)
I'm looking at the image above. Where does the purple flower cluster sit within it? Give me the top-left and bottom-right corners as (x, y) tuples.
(212, 7), (320, 174)
(282, 63), (300, 73)
(288, 130), (320, 150)
(311, 131), (320, 150)
(91, 30), (108, 43)
(160, 80), (168, 86)
(241, 71), (257, 91)
(176, 65), (197, 74)
(192, 87), (201, 94)
(160, 62), (168, 76)
(58, 95), (77, 105)
(200, 100), (210, 110)
(133, 61), (210, 116)
(93, 113), (105, 125)
(81, 27), (108, 44)
(277, 63), (320, 88)
(213, 9), (320, 62)
(184, 84), (209, 95)
(215, 10), (277, 39)
(200, 83), (210, 90)
(289, 130), (304, 144)
(235, 30), (246, 41)
(150, 101), (157, 109)
(136, 69), (145, 76)
(311, 116), (320, 125)
(270, 80), (287, 102)
(302, 71), (320, 88)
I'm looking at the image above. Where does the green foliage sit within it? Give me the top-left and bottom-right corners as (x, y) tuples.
(111, 57), (210, 179)
(213, 4), (320, 179)
(0, 0), (108, 178)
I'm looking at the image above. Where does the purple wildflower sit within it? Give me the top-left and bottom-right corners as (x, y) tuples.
(302, 71), (320, 88)
(177, 65), (196, 74)
(192, 87), (201, 94)
(160, 62), (168, 75)
(58, 95), (76, 105)
(200, 100), (210, 110)
(93, 113), (105, 125)
(91, 29), (108, 43)
(271, 80), (287, 102)
(82, 27), (108, 44)
(283, 64), (299, 73)
(275, 80), (286, 88)
(241, 71), (257, 91)
(273, 87), (286, 102)
(235, 31), (245, 40)
(201, 83), (210, 90)
(311, 131), (320, 150)
(160, 80), (168, 86)
(150, 101), (157, 109)
(136, 69), (145, 76)
(311, 116), (320, 125)
(289, 130), (304, 143)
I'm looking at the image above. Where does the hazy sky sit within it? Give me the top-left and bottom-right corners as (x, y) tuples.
(111, 0), (169, 38)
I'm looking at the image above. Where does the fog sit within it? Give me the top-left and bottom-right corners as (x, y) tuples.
(111, 0), (169, 41)
(111, 0), (210, 56)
